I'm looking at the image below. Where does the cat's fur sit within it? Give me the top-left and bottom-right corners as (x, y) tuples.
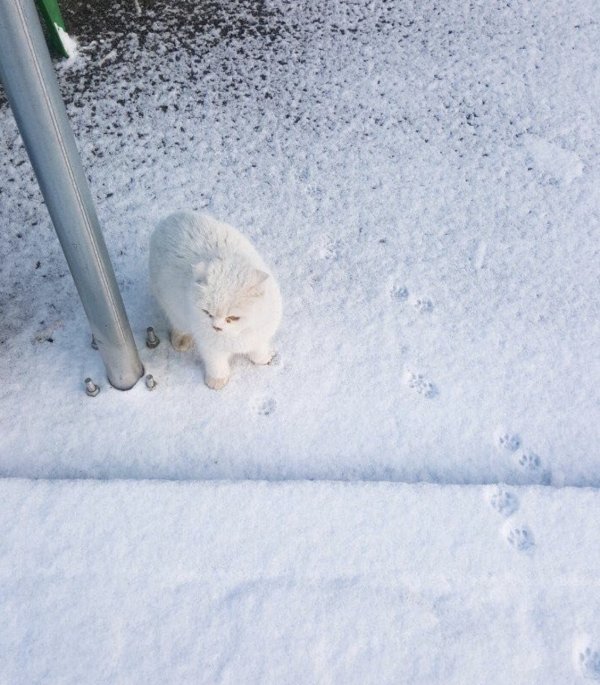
(149, 211), (282, 389)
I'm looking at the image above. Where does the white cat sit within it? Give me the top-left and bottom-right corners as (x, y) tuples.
(149, 211), (282, 390)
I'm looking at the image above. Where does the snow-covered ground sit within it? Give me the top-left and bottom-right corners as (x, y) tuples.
(1, 0), (600, 681)
(0, 0), (598, 483)
(2, 478), (600, 684)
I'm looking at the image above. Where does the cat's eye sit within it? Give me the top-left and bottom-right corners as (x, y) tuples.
(202, 309), (213, 318)
(226, 316), (240, 323)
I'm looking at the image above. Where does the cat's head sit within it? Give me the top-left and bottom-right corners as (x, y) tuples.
(191, 257), (269, 336)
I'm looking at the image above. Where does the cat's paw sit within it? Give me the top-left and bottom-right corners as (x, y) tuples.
(170, 330), (194, 352)
(248, 349), (275, 365)
(205, 375), (230, 391)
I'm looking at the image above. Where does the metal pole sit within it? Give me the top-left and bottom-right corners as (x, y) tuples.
(0, 0), (143, 389)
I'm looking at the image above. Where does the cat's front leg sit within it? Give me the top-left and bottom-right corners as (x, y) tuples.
(202, 351), (231, 390)
(170, 329), (194, 352)
(247, 341), (275, 366)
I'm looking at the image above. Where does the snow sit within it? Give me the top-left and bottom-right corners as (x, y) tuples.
(523, 134), (585, 186)
(0, 0), (600, 680)
(1, 0), (599, 483)
(54, 24), (78, 60)
(0, 478), (599, 684)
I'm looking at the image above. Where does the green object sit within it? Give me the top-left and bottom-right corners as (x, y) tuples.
(35, 0), (72, 58)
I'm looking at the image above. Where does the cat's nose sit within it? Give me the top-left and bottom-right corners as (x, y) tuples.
(212, 325), (222, 332)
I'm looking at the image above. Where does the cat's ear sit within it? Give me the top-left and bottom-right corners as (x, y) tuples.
(192, 262), (208, 285)
(246, 269), (269, 298)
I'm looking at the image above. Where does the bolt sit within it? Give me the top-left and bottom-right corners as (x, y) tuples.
(91, 335), (98, 350)
(145, 374), (157, 390)
(146, 326), (160, 348)
(84, 377), (100, 397)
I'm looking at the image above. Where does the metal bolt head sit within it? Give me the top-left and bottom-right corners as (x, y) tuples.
(145, 374), (157, 390)
(146, 326), (160, 349)
(84, 377), (100, 397)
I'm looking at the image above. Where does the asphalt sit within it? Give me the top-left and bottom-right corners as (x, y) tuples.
(1, 0), (286, 106)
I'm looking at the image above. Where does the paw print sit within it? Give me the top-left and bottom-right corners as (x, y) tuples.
(579, 647), (600, 679)
(514, 449), (551, 484)
(496, 430), (521, 452)
(404, 371), (438, 399)
(517, 450), (541, 471)
(413, 298), (433, 313)
(253, 397), (276, 416)
(489, 487), (519, 517)
(315, 236), (340, 261)
(391, 284), (409, 301)
(505, 524), (535, 552)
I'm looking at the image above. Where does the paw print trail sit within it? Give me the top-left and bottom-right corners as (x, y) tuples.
(404, 370), (438, 399)
(488, 486), (535, 555)
(495, 429), (521, 453)
(251, 397), (277, 416)
(578, 647), (600, 680)
(412, 297), (433, 314)
(503, 523), (535, 553)
(515, 448), (551, 485)
(489, 487), (519, 517)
